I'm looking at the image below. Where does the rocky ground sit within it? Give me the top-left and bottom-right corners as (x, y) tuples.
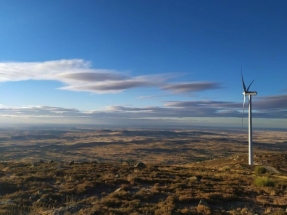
(0, 153), (287, 214)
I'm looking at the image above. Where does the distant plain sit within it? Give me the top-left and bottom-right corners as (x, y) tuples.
(0, 127), (286, 164)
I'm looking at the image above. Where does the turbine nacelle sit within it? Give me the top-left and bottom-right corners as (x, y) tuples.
(243, 91), (257, 96)
(241, 71), (257, 114)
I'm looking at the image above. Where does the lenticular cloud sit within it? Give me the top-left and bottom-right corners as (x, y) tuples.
(0, 59), (222, 94)
(0, 59), (146, 93)
(0, 59), (89, 81)
(0, 59), (163, 93)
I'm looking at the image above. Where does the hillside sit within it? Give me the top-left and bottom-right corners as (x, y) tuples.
(0, 153), (287, 214)
(0, 129), (286, 214)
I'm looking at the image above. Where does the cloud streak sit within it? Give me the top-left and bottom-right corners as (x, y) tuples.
(58, 71), (127, 82)
(0, 59), (221, 94)
(59, 75), (161, 93)
(162, 82), (222, 93)
(1, 94), (286, 122)
(0, 106), (82, 118)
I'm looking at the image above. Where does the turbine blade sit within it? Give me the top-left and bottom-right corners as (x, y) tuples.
(247, 80), (255, 91)
(241, 71), (247, 92)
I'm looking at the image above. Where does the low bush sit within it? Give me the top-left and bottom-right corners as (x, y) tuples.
(254, 177), (275, 187)
(254, 166), (267, 175)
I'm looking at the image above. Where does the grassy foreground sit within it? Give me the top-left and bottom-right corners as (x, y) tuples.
(0, 153), (287, 215)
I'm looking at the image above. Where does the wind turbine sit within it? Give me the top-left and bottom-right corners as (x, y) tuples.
(241, 72), (257, 165)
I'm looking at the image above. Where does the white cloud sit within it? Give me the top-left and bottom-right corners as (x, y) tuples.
(0, 59), (167, 93)
(59, 76), (160, 94)
(1, 93), (286, 120)
(0, 105), (83, 118)
(0, 95), (286, 128)
(0, 59), (88, 81)
(0, 59), (222, 94)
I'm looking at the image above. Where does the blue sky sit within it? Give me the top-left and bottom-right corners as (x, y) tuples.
(0, 0), (286, 128)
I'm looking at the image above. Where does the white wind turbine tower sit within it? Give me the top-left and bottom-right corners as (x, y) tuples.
(241, 72), (257, 165)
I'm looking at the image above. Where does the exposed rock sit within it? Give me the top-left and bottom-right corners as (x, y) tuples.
(198, 199), (209, 207)
(197, 199), (211, 214)
(29, 196), (36, 201)
(36, 198), (44, 203)
(114, 188), (122, 193)
(134, 162), (146, 169)
(190, 175), (202, 182)
(69, 161), (74, 165)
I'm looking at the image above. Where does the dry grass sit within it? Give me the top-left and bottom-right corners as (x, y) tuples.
(0, 129), (286, 165)
(0, 128), (286, 214)
(0, 153), (286, 214)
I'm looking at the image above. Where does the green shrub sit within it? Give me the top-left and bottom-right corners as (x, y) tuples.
(254, 166), (267, 175)
(254, 177), (275, 187)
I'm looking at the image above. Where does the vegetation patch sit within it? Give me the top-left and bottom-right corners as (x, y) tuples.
(254, 166), (267, 175)
(254, 176), (275, 187)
